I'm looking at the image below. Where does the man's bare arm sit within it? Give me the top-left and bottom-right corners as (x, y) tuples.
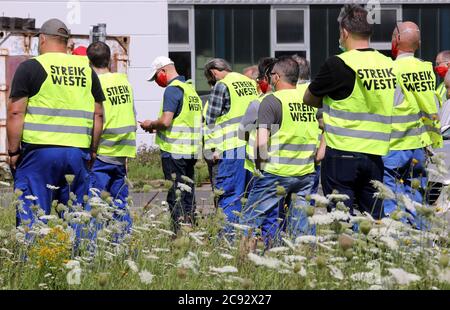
(140, 112), (175, 132)
(303, 88), (323, 109)
(7, 97), (27, 152)
(255, 127), (270, 170)
(91, 102), (104, 153)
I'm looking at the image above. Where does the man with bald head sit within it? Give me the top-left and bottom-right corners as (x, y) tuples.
(435, 50), (450, 103)
(383, 21), (443, 229)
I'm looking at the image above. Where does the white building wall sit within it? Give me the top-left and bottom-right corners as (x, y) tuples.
(1, 0), (168, 147)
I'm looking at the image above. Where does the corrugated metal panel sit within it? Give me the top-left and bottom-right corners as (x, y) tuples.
(0, 31), (130, 163)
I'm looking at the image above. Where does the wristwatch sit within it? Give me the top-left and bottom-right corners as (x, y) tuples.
(8, 149), (21, 157)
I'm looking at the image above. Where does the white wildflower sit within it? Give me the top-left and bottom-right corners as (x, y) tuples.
(397, 194), (421, 213)
(0, 248), (13, 256)
(25, 195), (38, 201)
(438, 269), (450, 284)
(295, 235), (319, 244)
(268, 247), (289, 253)
(282, 238), (296, 250)
(326, 193), (350, 202)
(388, 268), (421, 285)
(38, 228), (51, 236)
(144, 254), (159, 261)
(65, 260), (80, 270)
(209, 266), (238, 274)
(328, 266), (344, 280)
(368, 285), (385, 290)
(297, 266), (307, 277)
(152, 248), (170, 252)
(201, 251), (211, 257)
(350, 272), (381, 285)
(230, 223), (252, 231)
(138, 270), (153, 285)
(177, 252), (200, 273)
(156, 228), (175, 236)
(226, 276), (246, 283)
(247, 253), (288, 269)
(125, 260), (139, 273)
(284, 255), (307, 263)
(177, 183), (192, 193)
(39, 215), (57, 221)
(66, 267), (81, 285)
(380, 236), (399, 251)
(370, 180), (395, 200)
(181, 175), (195, 184)
(0, 181), (11, 187)
(46, 184), (60, 190)
(220, 253), (234, 260)
(310, 194), (330, 206)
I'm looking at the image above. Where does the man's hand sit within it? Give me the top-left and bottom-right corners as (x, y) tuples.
(88, 151), (97, 170)
(212, 151), (220, 163)
(8, 154), (20, 171)
(139, 120), (156, 133)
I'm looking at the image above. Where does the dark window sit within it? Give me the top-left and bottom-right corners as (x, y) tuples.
(371, 9), (398, 42)
(274, 51), (307, 59)
(169, 10), (189, 44)
(276, 10), (304, 44)
(195, 5), (271, 93)
(169, 51), (192, 80)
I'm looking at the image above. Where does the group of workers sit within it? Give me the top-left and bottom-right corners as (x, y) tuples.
(6, 3), (450, 249)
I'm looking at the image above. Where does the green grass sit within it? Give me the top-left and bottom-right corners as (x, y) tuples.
(127, 146), (210, 191)
(0, 185), (449, 290)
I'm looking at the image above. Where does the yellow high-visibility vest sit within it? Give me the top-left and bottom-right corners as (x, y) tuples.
(209, 72), (258, 153)
(390, 56), (442, 150)
(262, 88), (320, 177)
(156, 79), (202, 157)
(97, 72), (137, 158)
(23, 53), (95, 148)
(323, 50), (396, 156)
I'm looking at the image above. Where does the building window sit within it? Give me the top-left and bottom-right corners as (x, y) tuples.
(194, 5), (271, 93)
(368, 5), (402, 51)
(272, 6), (310, 62)
(169, 6), (195, 81)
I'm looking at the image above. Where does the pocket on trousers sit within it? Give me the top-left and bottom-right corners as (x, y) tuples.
(331, 154), (357, 183)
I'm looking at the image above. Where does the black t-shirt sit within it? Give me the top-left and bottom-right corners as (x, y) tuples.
(9, 58), (105, 152)
(9, 58), (105, 102)
(308, 48), (375, 101)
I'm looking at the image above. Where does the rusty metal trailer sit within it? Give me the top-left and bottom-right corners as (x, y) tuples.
(0, 19), (130, 166)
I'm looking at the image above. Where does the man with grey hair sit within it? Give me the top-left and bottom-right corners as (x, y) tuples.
(203, 58), (258, 237)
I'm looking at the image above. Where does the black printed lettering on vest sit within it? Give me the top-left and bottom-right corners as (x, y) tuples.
(107, 84), (131, 106)
(231, 81), (258, 97)
(50, 65), (87, 87)
(401, 70), (435, 92)
(288, 102), (316, 122)
(188, 96), (201, 111)
(357, 68), (397, 91)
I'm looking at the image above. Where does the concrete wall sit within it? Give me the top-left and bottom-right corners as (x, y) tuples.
(1, 0), (168, 146)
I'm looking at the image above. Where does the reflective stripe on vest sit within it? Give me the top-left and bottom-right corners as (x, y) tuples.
(262, 88), (319, 177)
(389, 56), (442, 150)
(323, 50), (396, 156)
(23, 53), (95, 148)
(97, 72), (137, 158)
(213, 72), (258, 152)
(155, 79), (202, 157)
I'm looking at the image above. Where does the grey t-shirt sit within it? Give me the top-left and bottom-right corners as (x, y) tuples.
(257, 94), (283, 135)
(439, 99), (450, 130)
(97, 155), (126, 165)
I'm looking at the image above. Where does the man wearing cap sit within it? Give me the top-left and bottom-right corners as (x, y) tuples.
(140, 56), (202, 234)
(7, 19), (105, 227)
